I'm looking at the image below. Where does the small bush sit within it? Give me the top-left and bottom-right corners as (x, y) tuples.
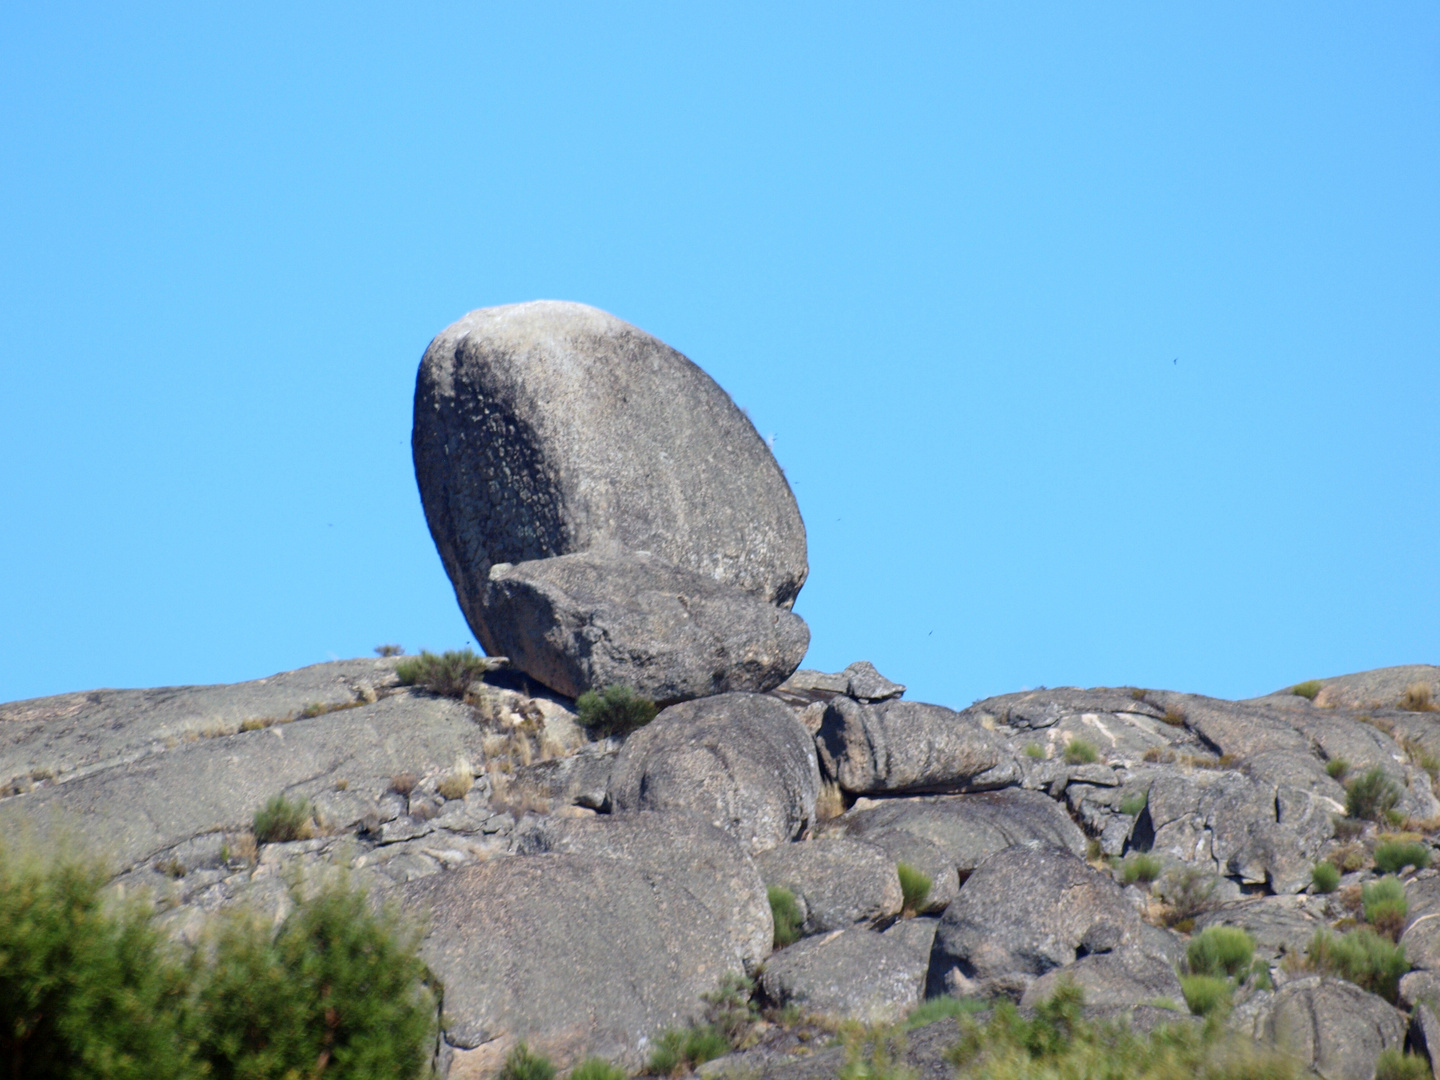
(1363, 876), (1408, 939)
(437, 765), (475, 801)
(1329, 842), (1370, 872)
(1120, 854), (1162, 885)
(1161, 709), (1186, 727)
(769, 885), (803, 948)
(374, 643), (405, 657)
(1374, 840), (1430, 874)
(816, 781), (846, 822)
(1119, 791), (1148, 816)
(905, 996), (986, 1030)
(251, 793), (314, 843)
(1023, 743), (1044, 759)
(391, 772), (418, 797)
(646, 1025), (729, 1075)
(1292, 680), (1323, 701)
(1377, 1048), (1433, 1080)
(839, 1021), (913, 1080)
(1130, 688), (1148, 701)
(394, 648), (489, 698)
(499, 1043), (557, 1080)
(1180, 974), (1233, 1018)
(1347, 767), (1402, 823)
(1306, 927), (1409, 1002)
(1400, 682), (1438, 713)
(1160, 865), (1219, 927)
(575, 684), (658, 738)
(569, 1058), (627, 1080)
(1326, 758), (1350, 780)
(1312, 862), (1341, 893)
(897, 863), (932, 915)
(700, 973), (757, 1045)
(1186, 926), (1255, 979)
(1064, 739), (1099, 765)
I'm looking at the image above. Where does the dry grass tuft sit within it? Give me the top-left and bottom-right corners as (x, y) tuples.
(815, 782), (845, 823)
(437, 761), (475, 801)
(1401, 683), (1438, 713)
(390, 772), (417, 797)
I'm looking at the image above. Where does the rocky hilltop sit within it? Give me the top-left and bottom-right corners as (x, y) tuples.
(5, 303), (1440, 1080)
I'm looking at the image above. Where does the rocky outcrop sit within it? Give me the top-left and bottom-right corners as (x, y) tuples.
(607, 692), (820, 854)
(412, 300), (807, 645)
(758, 923), (933, 1024)
(927, 843), (1143, 999)
(755, 835), (902, 933)
(1019, 948), (1185, 1011)
(481, 549), (809, 702)
(1242, 977), (1407, 1080)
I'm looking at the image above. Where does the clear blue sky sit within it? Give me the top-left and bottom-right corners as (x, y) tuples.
(3, 3), (1437, 708)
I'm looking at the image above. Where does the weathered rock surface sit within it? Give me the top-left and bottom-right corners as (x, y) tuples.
(1253, 665), (1440, 712)
(608, 693), (820, 854)
(514, 810), (772, 969)
(758, 924), (931, 1023)
(1194, 897), (1326, 962)
(481, 548), (809, 702)
(928, 843), (1143, 999)
(821, 790), (1087, 911)
(406, 854), (742, 1073)
(1242, 976), (1406, 1080)
(1019, 947), (1185, 1010)
(815, 696), (1017, 795)
(412, 301), (808, 657)
(755, 835), (901, 933)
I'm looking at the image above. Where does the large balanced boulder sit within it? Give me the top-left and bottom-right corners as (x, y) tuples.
(927, 843), (1143, 999)
(482, 548), (809, 702)
(607, 693), (821, 854)
(406, 854), (744, 1075)
(412, 301), (808, 658)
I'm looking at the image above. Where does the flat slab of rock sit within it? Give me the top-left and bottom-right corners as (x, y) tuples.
(755, 836), (901, 933)
(758, 925), (930, 1024)
(1195, 897), (1326, 962)
(927, 843), (1142, 999)
(1019, 947), (1185, 1011)
(408, 853), (743, 1073)
(482, 549), (809, 702)
(815, 697), (1017, 795)
(412, 301), (809, 658)
(607, 692), (820, 854)
(514, 810), (772, 969)
(1252, 665), (1440, 712)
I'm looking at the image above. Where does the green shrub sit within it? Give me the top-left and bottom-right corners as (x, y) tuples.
(896, 863), (932, 914)
(904, 996), (986, 1030)
(1376, 1048), (1433, 1080)
(568, 1058), (627, 1080)
(700, 973), (757, 1045)
(1326, 758), (1350, 780)
(499, 1043), (556, 1080)
(1292, 680), (1323, 701)
(1064, 739), (1099, 765)
(394, 648), (489, 698)
(1023, 743), (1044, 759)
(1363, 876), (1408, 938)
(1179, 974), (1233, 1018)
(187, 880), (437, 1079)
(768, 886), (802, 948)
(1159, 865), (1220, 928)
(839, 1021), (913, 1080)
(251, 793), (314, 844)
(1186, 926), (1255, 979)
(1306, 928), (1409, 1002)
(646, 1025), (729, 1076)
(943, 981), (1300, 1079)
(575, 684), (658, 738)
(1312, 861), (1341, 893)
(1374, 840), (1430, 874)
(1120, 854), (1162, 885)
(1347, 767), (1402, 823)
(1119, 792), (1148, 816)
(0, 845), (194, 1080)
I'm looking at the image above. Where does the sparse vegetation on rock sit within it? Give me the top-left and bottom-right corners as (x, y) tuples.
(251, 792), (315, 843)
(394, 647), (490, 698)
(575, 683), (657, 737)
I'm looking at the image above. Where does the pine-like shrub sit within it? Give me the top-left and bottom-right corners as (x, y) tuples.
(1186, 926), (1254, 980)
(1374, 841), (1430, 874)
(1305, 928), (1409, 1003)
(251, 793), (314, 844)
(1347, 768), (1402, 823)
(394, 648), (489, 698)
(1363, 876), (1408, 939)
(498, 1044), (556, 1080)
(1312, 862), (1341, 894)
(574, 684), (657, 738)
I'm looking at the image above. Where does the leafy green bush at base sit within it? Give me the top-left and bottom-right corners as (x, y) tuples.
(0, 846), (193, 1080)
(394, 648), (489, 698)
(499, 1043), (556, 1080)
(1376, 1048), (1432, 1080)
(769, 885), (802, 948)
(1306, 927), (1409, 1003)
(575, 684), (658, 738)
(1347, 767), (1402, 823)
(646, 1025), (729, 1075)
(0, 842), (437, 1080)
(1121, 854), (1162, 885)
(897, 863), (932, 914)
(1374, 841), (1430, 874)
(568, 1057), (627, 1080)
(1312, 862), (1341, 893)
(1362, 876), (1408, 939)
